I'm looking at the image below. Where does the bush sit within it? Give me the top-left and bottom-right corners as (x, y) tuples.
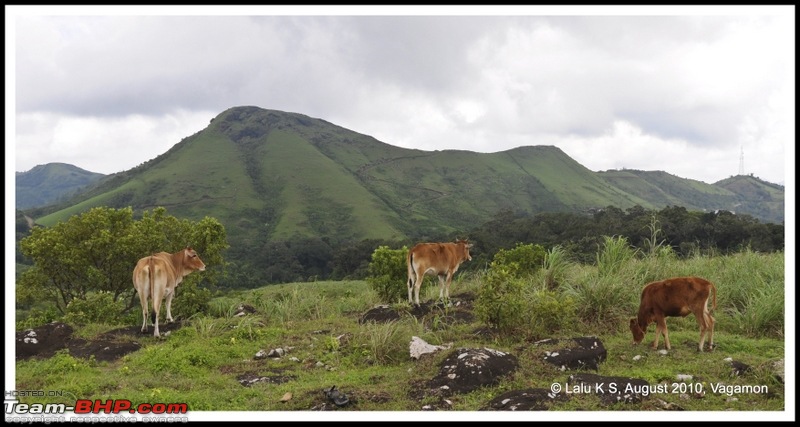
(64, 292), (127, 326)
(475, 267), (526, 334)
(491, 243), (547, 277)
(366, 246), (408, 304)
(16, 306), (61, 330)
(170, 281), (213, 321)
(523, 288), (577, 339)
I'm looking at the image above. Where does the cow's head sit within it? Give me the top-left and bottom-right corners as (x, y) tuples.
(629, 318), (645, 344)
(456, 239), (473, 262)
(184, 246), (206, 272)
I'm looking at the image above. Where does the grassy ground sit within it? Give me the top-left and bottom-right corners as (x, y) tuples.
(15, 283), (787, 416)
(14, 251), (789, 420)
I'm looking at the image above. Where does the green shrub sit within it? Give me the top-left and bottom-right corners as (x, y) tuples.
(366, 246), (408, 304)
(16, 306), (61, 330)
(37, 349), (93, 376)
(170, 281), (213, 321)
(491, 243), (546, 277)
(63, 291), (126, 326)
(475, 267), (526, 334)
(523, 288), (578, 339)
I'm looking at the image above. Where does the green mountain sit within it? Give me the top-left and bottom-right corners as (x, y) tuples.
(27, 106), (784, 248)
(596, 170), (785, 224)
(15, 163), (105, 210)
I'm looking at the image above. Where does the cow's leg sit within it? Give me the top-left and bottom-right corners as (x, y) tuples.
(413, 268), (423, 306)
(437, 274), (446, 302)
(652, 317), (666, 349)
(407, 272), (415, 305)
(705, 311), (716, 351)
(660, 318), (671, 350)
(694, 311), (708, 352)
(151, 279), (164, 338)
(444, 272), (454, 304)
(165, 288), (175, 323)
(138, 282), (149, 333)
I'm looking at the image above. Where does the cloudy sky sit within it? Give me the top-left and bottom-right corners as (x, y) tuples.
(4, 6), (796, 422)
(8, 6), (795, 187)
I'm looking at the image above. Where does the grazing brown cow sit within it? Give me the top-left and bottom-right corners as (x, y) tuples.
(629, 276), (717, 352)
(407, 240), (473, 306)
(132, 247), (206, 337)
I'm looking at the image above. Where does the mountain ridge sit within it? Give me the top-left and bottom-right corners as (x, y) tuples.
(20, 107), (784, 238)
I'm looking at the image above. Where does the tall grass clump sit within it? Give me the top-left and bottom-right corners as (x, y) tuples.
(561, 236), (644, 326)
(543, 245), (570, 290)
(207, 297), (241, 319)
(596, 235), (638, 277)
(564, 275), (638, 328)
(730, 285), (784, 338)
(354, 320), (419, 365)
(699, 249), (786, 338)
(701, 248), (785, 311)
(642, 214), (672, 258)
(192, 316), (227, 339)
(326, 281), (382, 314)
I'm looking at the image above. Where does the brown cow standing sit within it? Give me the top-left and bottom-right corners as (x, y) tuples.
(407, 240), (473, 306)
(132, 247), (206, 337)
(629, 276), (717, 352)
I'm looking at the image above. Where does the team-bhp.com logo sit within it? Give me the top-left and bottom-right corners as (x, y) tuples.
(6, 393), (188, 423)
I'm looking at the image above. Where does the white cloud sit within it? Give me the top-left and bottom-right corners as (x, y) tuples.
(16, 111), (215, 174)
(9, 9), (793, 186)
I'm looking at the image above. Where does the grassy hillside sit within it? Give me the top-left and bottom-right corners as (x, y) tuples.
(256, 129), (404, 240)
(30, 107), (784, 249)
(15, 163), (105, 210)
(714, 175), (785, 224)
(597, 170), (784, 223)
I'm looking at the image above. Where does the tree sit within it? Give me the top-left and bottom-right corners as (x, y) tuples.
(18, 206), (228, 313)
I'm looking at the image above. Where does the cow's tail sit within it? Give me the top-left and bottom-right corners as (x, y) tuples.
(710, 281), (717, 312)
(148, 256), (156, 324)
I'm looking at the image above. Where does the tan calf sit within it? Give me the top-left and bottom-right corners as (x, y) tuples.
(407, 240), (473, 306)
(133, 247), (206, 337)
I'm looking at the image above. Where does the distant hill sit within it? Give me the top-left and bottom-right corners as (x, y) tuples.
(15, 163), (105, 210)
(596, 170), (784, 224)
(24, 107), (784, 250)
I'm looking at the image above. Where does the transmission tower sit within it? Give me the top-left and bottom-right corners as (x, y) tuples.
(738, 146), (744, 175)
